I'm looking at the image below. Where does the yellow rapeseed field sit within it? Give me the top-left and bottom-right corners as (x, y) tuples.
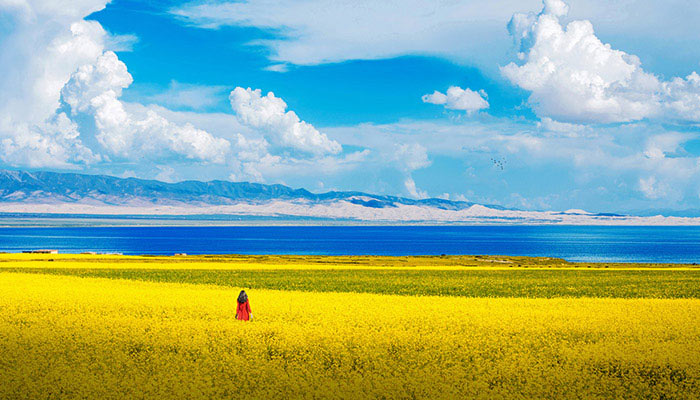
(4, 253), (697, 271)
(1, 272), (699, 399)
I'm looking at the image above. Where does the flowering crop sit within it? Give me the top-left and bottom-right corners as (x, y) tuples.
(5, 267), (700, 298)
(2, 253), (697, 270)
(1, 272), (699, 399)
(2, 253), (700, 298)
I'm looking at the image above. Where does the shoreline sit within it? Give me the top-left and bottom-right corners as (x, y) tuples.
(3, 203), (700, 226)
(2, 253), (700, 269)
(4, 215), (700, 228)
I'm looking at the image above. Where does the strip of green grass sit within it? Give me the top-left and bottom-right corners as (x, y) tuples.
(3, 268), (700, 298)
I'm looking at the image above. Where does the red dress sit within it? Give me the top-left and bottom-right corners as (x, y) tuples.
(236, 300), (251, 321)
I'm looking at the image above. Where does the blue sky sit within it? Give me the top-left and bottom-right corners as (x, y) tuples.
(3, 0), (700, 213)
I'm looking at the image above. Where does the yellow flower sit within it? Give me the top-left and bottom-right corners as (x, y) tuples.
(1, 272), (699, 399)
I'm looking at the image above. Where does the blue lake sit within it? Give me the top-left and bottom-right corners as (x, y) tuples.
(1, 225), (700, 263)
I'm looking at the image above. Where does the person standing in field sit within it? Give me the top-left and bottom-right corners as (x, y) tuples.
(236, 290), (252, 321)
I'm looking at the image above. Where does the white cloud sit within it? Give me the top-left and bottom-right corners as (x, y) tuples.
(393, 143), (430, 199)
(154, 166), (177, 183)
(171, 0), (527, 69)
(502, 0), (700, 125)
(422, 86), (489, 113)
(171, 0), (700, 81)
(643, 133), (685, 161)
(61, 50), (133, 113)
(104, 33), (138, 52)
(0, 0), (108, 21)
(227, 133), (274, 182)
(144, 81), (226, 111)
(537, 117), (585, 135)
(62, 52), (231, 162)
(0, 112), (99, 167)
(135, 109), (231, 162)
(325, 118), (700, 208)
(404, 176), (428, 199)
(0, 0), (364, 185)
(638, 176), (666, 200)
(0, 1), (111, 166)
(6, 0), (700, 210)
(394, 143), (430, 171)
(541, 0), (569, 17)
(229, 87), (341, 155)
(229, 149), (370, 183)
(501, 0), (659, 124)
(142, 105), (365, 184)
(662, 72), (700, 122)
(0, 18), (108, 125)
(0, 0), (232, 168)
(263, 63), (289, 73)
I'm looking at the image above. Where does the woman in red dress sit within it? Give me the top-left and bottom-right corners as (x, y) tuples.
(235, 290), (252, 321)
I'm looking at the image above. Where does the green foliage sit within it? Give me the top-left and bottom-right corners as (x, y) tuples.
(5, 267), (700, 298)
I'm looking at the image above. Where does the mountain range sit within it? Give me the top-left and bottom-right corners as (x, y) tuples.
(0, 169), (698, 225)
(0, 169), (486, 210)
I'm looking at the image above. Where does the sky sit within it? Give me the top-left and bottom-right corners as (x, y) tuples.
(2, 0), (700, 214)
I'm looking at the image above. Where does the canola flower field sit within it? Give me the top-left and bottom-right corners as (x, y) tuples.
(6, 267), (700, 298)
(1, 254), (700, 399)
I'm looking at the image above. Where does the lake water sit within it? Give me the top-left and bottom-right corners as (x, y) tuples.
(2, 225), (700, 263)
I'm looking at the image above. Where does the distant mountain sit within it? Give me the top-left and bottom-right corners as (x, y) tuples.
(0, 169), (488, 210)
(0, 169), (698, 225)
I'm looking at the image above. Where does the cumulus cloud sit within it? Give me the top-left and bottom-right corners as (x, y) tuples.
(227, 134), (275, 182)
(144, 105), (364, 184)
(229, 87), (341, 155)
(663, 72), (700, 122)
(502, 0), (661, 124)
(501, 0), (700, 126)
(422, 86), (489, 113)
(61, 50), (133, 114)
(61, 52), (230, 162)
(0, 112), (99, 168)
(0, 0), (231, 167)
(0, 1), (111, 166)
(0, 17), (109, 126)
(542, 0), (569, 17)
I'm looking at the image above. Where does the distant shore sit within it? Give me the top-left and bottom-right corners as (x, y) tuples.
(3, 211), (700, 227)
(3, 202), (700, 226)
